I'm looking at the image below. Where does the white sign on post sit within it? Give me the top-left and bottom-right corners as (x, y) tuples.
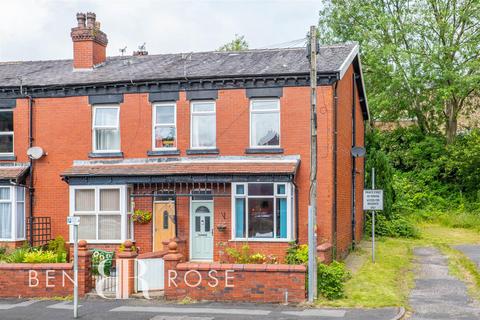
(363, 190), (384, 211)
(67, 216), (80, 226)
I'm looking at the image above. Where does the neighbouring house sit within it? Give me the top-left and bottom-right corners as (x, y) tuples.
(0, 12), (368, 264)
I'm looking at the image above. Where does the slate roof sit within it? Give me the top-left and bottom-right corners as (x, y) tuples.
(0, 164), (30, 181)
(0, 44), (358, 87)
(61, 156), (299, 177)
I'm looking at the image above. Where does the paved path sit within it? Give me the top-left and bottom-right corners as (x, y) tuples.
(455, 245), (480, 267)
(409, 247), (480, 319)
(0, 298), (402, 320)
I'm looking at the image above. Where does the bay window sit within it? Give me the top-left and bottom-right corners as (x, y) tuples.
(153, 103), (176, 150)
(250, 99), (280, 148)
(70, 185), (131, 243)
(232, 182), (293, 241)
(0, 110), (14, 155)
(0, 186), (26, 241)
(191, 101), (216, 149)
(92, 106), (120, 152)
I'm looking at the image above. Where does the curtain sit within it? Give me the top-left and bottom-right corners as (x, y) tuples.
(0, 203), (12, 239)
(75, 189), (95, 211)
(98, 215), (121, 240)
(277, 198), (287, 238)
(191, 114), (215, 148)
(95, 129), (120, 151)
(100, 189), (120, 211)
(94, 108), (118, 126)
(235, 198), (245, 238)
(77, 215), (96, 240)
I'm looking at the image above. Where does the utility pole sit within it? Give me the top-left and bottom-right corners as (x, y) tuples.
(307, 25), (318, 303)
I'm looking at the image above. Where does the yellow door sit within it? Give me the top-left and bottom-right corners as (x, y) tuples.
(154, 202), (175, 251)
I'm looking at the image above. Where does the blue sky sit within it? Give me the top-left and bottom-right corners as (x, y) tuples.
(0, 0), (322, 61)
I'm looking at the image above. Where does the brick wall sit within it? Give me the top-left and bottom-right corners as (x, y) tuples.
(0, 241), (91, 298)
(165, 262), (306, 303)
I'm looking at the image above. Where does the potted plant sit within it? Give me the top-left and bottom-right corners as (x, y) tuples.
(132, 209), (152, 224)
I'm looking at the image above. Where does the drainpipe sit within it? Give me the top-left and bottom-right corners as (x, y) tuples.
(351, 73), (357, 249)
(332, 82), (338, 259)
(27, 95), (35, 247)
(292, 179), (299, 243)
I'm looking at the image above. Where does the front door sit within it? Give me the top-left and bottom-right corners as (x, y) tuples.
(191, 201), (213, 261)
(153, 201), (175, 251)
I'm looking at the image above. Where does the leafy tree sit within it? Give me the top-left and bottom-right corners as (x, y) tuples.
(318, 0), (480, 143)
(218, 34), (249, 51)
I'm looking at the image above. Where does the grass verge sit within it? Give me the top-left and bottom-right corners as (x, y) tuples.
(315, 223), (480, 308)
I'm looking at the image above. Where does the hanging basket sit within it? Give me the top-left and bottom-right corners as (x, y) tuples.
(132, 209), (152, 224)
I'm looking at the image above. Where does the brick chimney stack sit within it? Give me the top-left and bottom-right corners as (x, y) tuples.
(70, 12), (108, 69)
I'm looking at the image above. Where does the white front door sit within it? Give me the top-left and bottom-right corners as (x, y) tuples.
(191, 201), (213, 261)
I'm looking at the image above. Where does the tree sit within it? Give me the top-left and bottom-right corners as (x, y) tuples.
(218, 34), (249, 52)
(319, 0), (480, 143)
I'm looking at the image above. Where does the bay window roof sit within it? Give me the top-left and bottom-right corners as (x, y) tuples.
(61, 156), (300, 185)
(0, 164), (30, 183)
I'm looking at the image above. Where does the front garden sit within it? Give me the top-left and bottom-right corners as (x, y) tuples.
(0, 236), (68, 264)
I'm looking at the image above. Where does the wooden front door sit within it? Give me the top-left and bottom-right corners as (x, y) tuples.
(153, 201), (175, 251)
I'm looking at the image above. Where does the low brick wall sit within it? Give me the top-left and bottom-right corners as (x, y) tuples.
(0, 240), (92, 298)
(164, 262), (306, 303)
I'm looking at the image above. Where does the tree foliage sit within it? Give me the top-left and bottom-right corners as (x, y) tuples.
(319, 0), (480, 142)
(218, 34), (249, 52)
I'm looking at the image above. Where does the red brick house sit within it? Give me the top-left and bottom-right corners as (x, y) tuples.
(0, 12), (368, 262)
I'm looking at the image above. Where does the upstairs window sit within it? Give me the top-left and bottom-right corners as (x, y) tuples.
(93, 106), (120, 152)
(250, 99), (280, 148)
(0, 110), (14, 155)
(153, 103), (176, 150)
(191, 101), (216, 149)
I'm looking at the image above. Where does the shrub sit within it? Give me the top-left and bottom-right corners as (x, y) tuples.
(364, 213), (419, 238)
(225, 244), (276, 264)
(285, 242), (308, 265)
(317, 261), (350, 300)
(5, 248), (29, 263)
(22, 250), (59, 263)
(47, 236), (68, 262)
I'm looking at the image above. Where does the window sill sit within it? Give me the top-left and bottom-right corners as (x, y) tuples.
(67, 240), (127, 244)
(147, 149), (180, 156)
(245, 148), (284, 154)
(186, 148), (219, 155)
(0, 155), (16, 161)
(88, 152), (124, 159)
(229, 238), (292, 243)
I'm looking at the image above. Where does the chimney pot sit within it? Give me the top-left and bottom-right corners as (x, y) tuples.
(71, 12), (108, 69)
(86, 12), (96, 27)
(76, 13), (86, 28)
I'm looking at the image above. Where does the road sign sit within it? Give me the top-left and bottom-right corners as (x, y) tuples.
(363, 189), (384, 211)
(67, 216), (80, 226)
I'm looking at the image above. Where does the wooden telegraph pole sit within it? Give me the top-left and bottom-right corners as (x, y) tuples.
(307, 25), (318, 302)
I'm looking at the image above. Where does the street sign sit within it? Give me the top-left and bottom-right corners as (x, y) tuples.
(67, 216), (80, 226)
(363, 189), (384, 211)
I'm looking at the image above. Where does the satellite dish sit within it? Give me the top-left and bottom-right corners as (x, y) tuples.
(27, 146), (44, 160)
(351, 146), (366, 158)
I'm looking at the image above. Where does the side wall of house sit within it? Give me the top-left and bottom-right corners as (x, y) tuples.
(335, 65), (365, 258)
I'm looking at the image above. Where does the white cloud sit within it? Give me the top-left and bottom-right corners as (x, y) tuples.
(0, 0), (322, 61)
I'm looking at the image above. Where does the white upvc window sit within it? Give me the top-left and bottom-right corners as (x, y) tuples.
(0, 110), (14, 155)
(190, 101), (216, 149)
(153, 102), (177, 150)
(250, 99), (281, 148)
(92, 105), (120, 153)
(69, 185), (131, 243)
(0, 186), (26, 241)
(231, 182), (293, 242)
